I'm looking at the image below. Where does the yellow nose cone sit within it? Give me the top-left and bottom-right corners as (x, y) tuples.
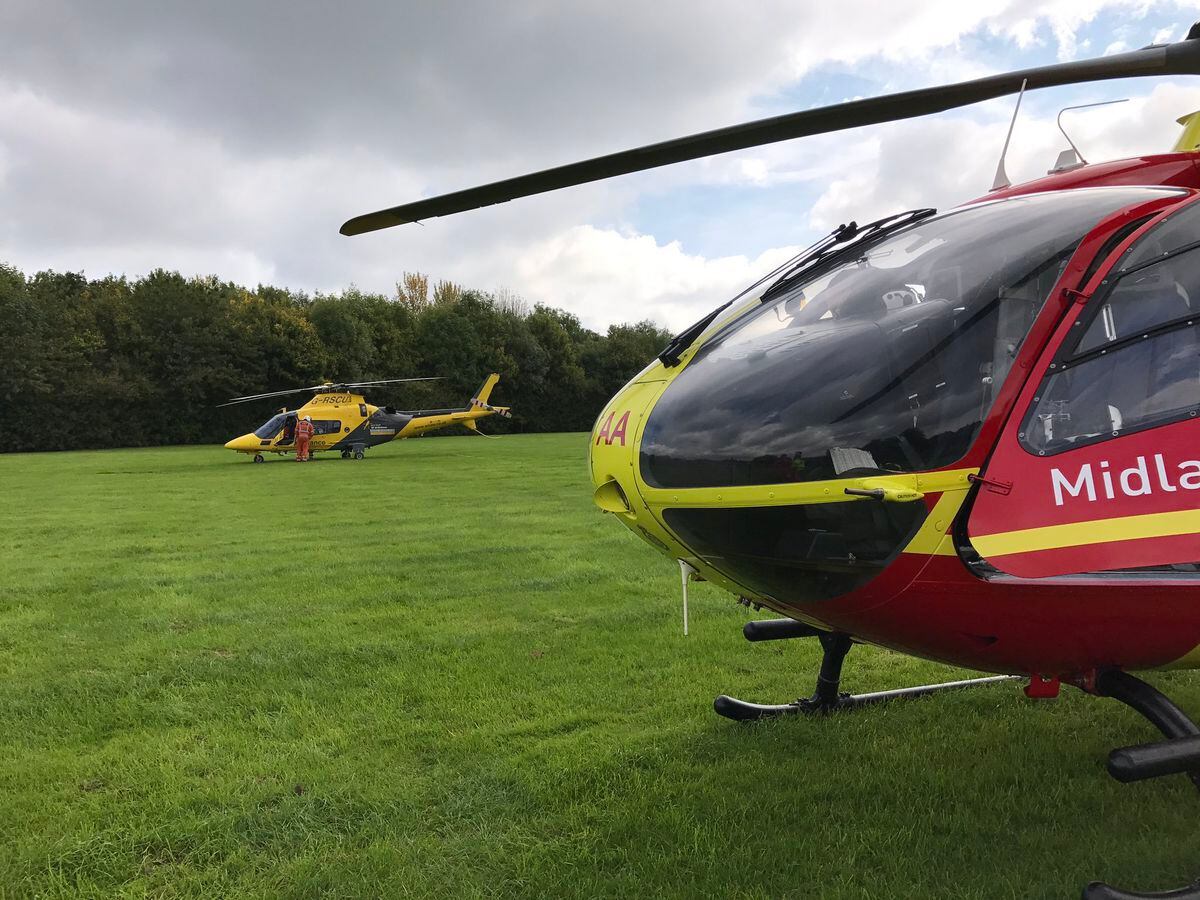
(224, 434), (256, 451)
(590, 385), (649, 503)
(589, 372), (696, 562)
(589, 375), (670, 523)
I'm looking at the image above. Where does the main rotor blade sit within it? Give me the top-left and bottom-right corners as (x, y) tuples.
(341, 32), (1200, 236)
(217, 385), (332, 407)
(217, 377), (443, 407)
(342, 377), (444, 388)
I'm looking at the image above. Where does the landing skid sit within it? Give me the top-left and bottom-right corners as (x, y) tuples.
(1083, 670), (1200, 900)
(715, 619), (1200, 899)
(714, 675), (1017, 720)
(713, 620), (1017, 721)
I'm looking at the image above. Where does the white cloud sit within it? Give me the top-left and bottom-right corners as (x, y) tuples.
(807, 80), (1200, 233)
(512, 225), (800, 329)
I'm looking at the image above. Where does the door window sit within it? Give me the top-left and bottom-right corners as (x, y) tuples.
(1021, 245), (1200, 455)
(1117, 199), (1200, 271)
(1074, 248), (1200, 354)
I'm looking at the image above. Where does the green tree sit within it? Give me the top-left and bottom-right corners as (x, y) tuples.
(0, 262), (669, 450)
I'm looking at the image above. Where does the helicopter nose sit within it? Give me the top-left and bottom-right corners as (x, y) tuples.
(225, 434), (255, 451)
(589, 373), (677, 540)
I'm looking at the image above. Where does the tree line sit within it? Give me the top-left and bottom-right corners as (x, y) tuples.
(0, 265), (673, 452)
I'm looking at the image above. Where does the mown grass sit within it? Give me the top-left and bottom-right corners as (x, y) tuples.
(1, 433), (1198, 899)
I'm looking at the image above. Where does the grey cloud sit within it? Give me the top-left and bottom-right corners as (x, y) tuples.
(1, 1), (1194, 331)
(0, 0), (800, 167)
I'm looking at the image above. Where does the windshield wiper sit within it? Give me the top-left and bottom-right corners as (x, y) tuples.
(657, 225), (849, 367)
(657, 208), (936, 368)
(760, 208), (936, 303)
(658, 301), (736, 367)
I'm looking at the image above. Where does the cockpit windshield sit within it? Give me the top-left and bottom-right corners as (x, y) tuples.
(254, 413), (290, 439)
(641, 187), (1183, 489)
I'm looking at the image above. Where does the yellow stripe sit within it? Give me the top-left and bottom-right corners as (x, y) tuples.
(903, 491), (971, 556)
(639, 468), (975, 509)
(973, 508), (1200, 558)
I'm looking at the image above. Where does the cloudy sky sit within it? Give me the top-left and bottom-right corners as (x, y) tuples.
(2, 1), (1199, 331)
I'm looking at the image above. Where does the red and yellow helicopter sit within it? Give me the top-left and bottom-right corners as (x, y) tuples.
(222, 374), (510, 461)
(342, 25), (1200, 899)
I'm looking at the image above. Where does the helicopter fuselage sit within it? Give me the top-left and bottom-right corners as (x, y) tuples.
(590, 153), (1200, 680)
(225, 393), (408, 457)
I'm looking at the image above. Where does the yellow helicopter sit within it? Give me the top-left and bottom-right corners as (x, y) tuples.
(221, 374), (510, 462)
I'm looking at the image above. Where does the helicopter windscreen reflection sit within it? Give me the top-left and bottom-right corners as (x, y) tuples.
(641, 187), (1183, 489)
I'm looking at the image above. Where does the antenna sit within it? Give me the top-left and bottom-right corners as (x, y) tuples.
(1049, 98), (1129, 173)
(990, 79), (1028, 191)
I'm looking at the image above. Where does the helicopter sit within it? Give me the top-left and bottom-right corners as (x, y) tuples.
(342, 24), (1200, 899)
(221, 374), (510, 462)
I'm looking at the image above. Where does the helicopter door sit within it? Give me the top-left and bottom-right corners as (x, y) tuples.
(967, 197), (1200, 578)
(275, 414), (298, 447)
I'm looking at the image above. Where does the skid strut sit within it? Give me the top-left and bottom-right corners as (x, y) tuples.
(1083, 670), (1200, 900)
(713, 619), (1017, 721)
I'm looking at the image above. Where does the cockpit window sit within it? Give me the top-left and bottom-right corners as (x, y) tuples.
(254, 413), (289, 439)
(641, 187), (1180, 489)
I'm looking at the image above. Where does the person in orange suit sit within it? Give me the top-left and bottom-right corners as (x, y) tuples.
(294, 415), (315, 462)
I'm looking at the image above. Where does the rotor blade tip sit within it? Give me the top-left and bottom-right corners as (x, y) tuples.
(341, 211), (398, 236)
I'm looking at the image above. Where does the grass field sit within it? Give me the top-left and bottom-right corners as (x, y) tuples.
(2, 433), (1199, 899)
